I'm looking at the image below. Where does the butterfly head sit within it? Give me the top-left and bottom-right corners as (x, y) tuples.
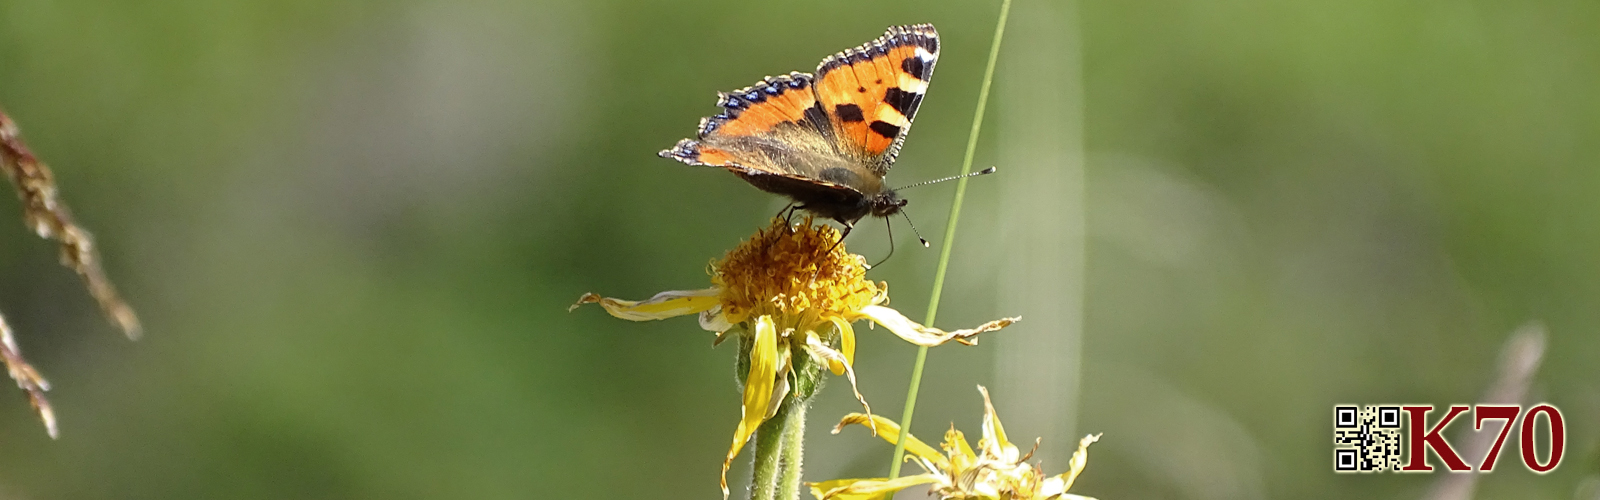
(869, 189), (907, 218)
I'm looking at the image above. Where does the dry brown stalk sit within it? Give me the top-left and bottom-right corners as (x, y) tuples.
(0, 108), (142, 437)
(0, 111), (141, 338)
(0, 312), (55, 438)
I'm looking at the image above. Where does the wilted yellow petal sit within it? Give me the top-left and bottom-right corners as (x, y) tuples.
(1040, 477), (1068, 499)
(722, 315), (780, 499)
(808, 474), (941, 500)
(833, 413), (949, 470)
(977, 385), (1019, 462)
(1040, 433), (1101, 498)
(569, 288), (720, 321)
(824, 352), (845, 376)
(855, 305), (1018, 346)
(764, 343), (792, 420)
(1059, 433), (1101, 493)
(804, 336), (872, 433)
(829, 316), (855, 370)
(802, 331), (842, 377)
(699, 305), (732, 333)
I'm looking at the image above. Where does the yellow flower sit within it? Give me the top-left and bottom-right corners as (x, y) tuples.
(571, 218), (1018, 498)
(809, 386), (1101, 500)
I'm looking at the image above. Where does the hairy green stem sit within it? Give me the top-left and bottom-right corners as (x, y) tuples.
(749, 405), (789, 500)
(749, 345), (821, 500)
(888, 0), (1014, 479)
(776, 400), (809, 500)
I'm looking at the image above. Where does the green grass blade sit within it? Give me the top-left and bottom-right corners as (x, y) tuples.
(887, 0), (1013, 479)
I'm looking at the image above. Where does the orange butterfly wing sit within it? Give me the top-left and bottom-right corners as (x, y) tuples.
(659, 72), (847, 182)
(812, 24), (939, 174)
(658, 25), (940, 220)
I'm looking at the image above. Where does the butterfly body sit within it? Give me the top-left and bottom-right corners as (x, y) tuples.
(660, 24), (939, 228)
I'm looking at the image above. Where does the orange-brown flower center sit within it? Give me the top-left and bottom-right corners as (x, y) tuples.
(712, 218), (882, 325)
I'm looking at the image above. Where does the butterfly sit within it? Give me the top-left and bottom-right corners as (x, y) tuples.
(661, 24), (982, 241)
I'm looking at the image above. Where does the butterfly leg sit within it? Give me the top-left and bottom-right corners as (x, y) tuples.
(809, 219), (854, 285)
(826, 219), (854, 255)
(870, 216), (895, 268)
(775, 203), (800, 224)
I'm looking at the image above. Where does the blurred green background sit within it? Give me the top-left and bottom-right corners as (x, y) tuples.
(1, 0), (1597, 498)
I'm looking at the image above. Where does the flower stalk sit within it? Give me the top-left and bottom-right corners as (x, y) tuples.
(775, 399), (808, 500)
(748, 392), (811, 500)
(748, 405), (787, 500)
(743, 332), (821, 500)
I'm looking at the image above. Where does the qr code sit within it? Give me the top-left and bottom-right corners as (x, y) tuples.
(1333, 405), (1402, 472)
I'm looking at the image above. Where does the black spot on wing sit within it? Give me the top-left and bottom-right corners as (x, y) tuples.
(802, 102), (834, 141)
(868, 121), (902, 139)
(884, 88), (922, 120)
(835, 104), (865, 123)
(901, 57), (930, 81)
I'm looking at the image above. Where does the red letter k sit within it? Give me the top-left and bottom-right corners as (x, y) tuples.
(1402, 405), (1471, 471)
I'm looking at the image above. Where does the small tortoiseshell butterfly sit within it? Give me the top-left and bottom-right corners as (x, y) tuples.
(662, 24), (982, 239)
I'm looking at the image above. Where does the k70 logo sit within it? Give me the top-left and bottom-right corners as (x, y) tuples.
(1333, 404), (1563, 473)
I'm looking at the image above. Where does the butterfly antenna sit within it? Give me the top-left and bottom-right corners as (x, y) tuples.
(872, 211), (928, 268)
(894, 166), (998, 191)
(902, 211), (929, 247)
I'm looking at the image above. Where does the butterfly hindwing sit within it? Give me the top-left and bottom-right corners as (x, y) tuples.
(813, 24), (939, 175)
